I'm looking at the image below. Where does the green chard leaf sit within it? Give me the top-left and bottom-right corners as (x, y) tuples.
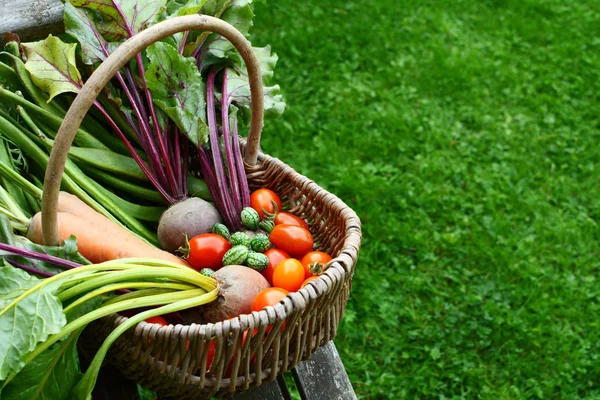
(0, 265), (66, 380)
(164, 0), (209, 49)
(20, 35), (83, 102)
(225, 46), (285, 115)
(166, 0), (208, 16)
(12, 235), (91, 275)
(184, 0), (253, 58)
(64, 2), (111, 65)
(137, 385), (158, 400)
(201, 0), (229, 14)
(0, 214), (89, 275)
(1, 332), (82, 400)
(145, 42), (209, 146)
(0, 297), (99, 400)
(69, 0), (167, 41)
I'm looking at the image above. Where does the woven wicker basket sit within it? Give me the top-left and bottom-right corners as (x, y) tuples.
(40, 15), (361, 399)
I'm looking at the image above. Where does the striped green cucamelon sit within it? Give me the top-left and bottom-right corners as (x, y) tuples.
(245, 252), (269, 271)
(211, 223), (230, 240)
(222, 245), (250, 266)
(250, 233), (271, 253)
(241, 207), (260, 230)
(230, 231), (251, 247)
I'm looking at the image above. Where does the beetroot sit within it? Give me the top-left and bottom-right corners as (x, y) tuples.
(157, 197), (222, 252)
(202, 265), (270, 323)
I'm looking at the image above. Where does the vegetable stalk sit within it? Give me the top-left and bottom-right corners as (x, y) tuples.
(0, 257), (219, 399)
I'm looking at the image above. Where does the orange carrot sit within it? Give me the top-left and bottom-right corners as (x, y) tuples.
(27, 211), (188, 266)
(57, 192), (133, 234)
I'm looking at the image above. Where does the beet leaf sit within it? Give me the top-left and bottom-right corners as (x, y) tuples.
(20, 36), (83, 102)
(145, 42), (210, 147)
(69, 0), (167, 40)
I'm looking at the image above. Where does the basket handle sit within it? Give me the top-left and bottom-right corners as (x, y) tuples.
(41, 15), (264, 246)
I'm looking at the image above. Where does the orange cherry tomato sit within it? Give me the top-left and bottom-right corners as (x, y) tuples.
(272, 258), (306, 292)
(301, 276), (319, 287)
(250, 188), (282, 219)
(274, 212), (309, 230)
(270, 224), (314, 258)
(262, 248), (290, 285)
(300, 251), (332, 278)
(252, 287), (290, 312)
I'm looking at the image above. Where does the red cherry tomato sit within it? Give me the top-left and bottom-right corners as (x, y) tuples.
(273, 259), (305, 292)
(186, 234), (231, 271)
(300, 251), (332, 278)
(144, 315), (169, 325)
(205, 339), (216, 371)
(145, 315), (168, 344)
(262, 248), (290, 285)
(274, 212), (309, 230)
(250, 188), (282, 219)
(224, 329), (257, 378)
(270, 224), (314, 258)
(301, 276), (319, 287)
(252, 287), (290, 312)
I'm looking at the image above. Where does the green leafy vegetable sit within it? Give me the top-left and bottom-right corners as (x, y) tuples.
(20, 35), (83, 102)
(12, 236), (91, 275)
(0, 266), (66, 380)
(187, 0), (255, 64)
(166, 0), (209, 16)
(0, 208), (88, 275)
(63, 2), (112, 65)
(225, 46), (285, 115)
(2, 292), (101, 400)
(146, 42), (209, 146)
(69, 0), (167, 41)
(137, 385), (158, 400)
(1, 332), (82, 400)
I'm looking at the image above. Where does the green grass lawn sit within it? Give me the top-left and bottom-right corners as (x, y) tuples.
(252, 0), (600, 398)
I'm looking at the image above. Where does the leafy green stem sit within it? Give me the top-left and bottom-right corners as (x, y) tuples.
(0, 159), (43, 199)
(63, 281), (196, 313)
(70, 288), (218, 400)
(14, 288), (212, 386)
(57, 267), (211, 302)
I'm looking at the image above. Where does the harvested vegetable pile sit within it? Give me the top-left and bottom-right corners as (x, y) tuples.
(0, 0), (340, 398)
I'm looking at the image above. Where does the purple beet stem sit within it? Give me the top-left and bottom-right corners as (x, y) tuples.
(93, 100), (176, 204)
(206, 70), (238, 229)
(232, 121), (251, 208)
(6, 260), (55, 278)
(198, 147), (228, 222)
(97, 38), (182, 204)
(220, 70), (242, 213)
(0, 242), (80, 269)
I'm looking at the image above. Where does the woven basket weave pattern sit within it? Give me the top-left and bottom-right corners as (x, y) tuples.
(81, 149), (361, 399)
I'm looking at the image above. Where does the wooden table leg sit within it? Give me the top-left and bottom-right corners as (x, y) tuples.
(233, 375), (292, 400)
(292, 341), (357, 400)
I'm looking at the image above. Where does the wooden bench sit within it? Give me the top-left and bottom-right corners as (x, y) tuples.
(92, 341), (356, 400)
(0, 2), (358, 398)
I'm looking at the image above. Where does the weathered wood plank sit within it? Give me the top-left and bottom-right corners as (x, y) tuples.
(157, 375), (290, 400)
(292, 341), (357, 400)
(233, 375), (292, 400)
(0, 0), (64, 44)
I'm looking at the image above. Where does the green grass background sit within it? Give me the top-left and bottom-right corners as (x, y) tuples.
(252, 0), (600, 398)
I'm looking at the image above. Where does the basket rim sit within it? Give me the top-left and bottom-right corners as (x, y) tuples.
(106, 148), (362, 337)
